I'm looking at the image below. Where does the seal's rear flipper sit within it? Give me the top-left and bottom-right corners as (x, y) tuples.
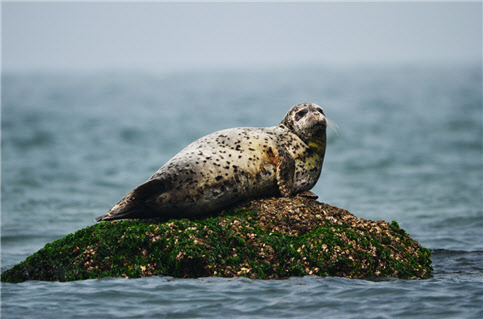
(94, 179), (165, 222)
(94, 207), (144, 222)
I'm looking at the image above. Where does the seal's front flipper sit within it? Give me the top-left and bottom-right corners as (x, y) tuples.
(276, 148), (295, 197)
(297, 190), (318, 199)
(94, 179), (165, 222)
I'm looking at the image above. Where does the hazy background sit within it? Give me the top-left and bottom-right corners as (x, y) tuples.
(2, 2), (481, 72)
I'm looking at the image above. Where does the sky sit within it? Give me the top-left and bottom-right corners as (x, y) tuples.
(2, 1), (482, 72)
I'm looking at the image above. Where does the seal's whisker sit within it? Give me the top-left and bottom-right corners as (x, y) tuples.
(327, 118), (339, 135)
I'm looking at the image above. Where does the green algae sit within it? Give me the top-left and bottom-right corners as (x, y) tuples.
(1, 197), (432, 283)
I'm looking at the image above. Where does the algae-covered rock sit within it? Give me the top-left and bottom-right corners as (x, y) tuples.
(1, 196), (432, 282)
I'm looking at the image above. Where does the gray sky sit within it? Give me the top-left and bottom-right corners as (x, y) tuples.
(2, 2), (481, 72)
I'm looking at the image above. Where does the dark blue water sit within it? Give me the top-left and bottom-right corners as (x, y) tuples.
(2, 65), (482, 318)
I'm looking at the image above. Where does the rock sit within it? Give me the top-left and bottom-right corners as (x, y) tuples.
(1, 196), (432, 282)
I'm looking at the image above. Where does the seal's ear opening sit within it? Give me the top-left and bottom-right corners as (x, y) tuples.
(280, 104), (302, 130)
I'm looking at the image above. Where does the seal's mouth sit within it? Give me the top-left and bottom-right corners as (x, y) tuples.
(307, 114), (327, 130)
(320, 118), (328, 129)
(300, 118), (326, 139)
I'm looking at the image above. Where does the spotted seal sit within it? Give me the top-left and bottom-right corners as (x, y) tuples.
(95, 102), (327, 221)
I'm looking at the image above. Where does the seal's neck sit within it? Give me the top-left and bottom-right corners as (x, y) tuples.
(306, 132), (327, 155)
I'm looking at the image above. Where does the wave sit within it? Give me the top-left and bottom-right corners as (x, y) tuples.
(430, 249), (483, 275)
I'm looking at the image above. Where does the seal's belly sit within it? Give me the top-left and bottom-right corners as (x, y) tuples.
(150, 128), (283, 216)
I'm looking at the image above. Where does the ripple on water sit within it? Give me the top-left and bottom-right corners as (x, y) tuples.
(2, 67), (482, 319)
(2, 272), (482, 319)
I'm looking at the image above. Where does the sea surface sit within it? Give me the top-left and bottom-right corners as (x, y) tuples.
(1, 64), (482, 318)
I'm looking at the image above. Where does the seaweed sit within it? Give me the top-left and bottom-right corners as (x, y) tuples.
(1, 196), (432, 283)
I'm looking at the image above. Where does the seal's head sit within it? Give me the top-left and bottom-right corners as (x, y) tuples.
(281, 103), (327, 142)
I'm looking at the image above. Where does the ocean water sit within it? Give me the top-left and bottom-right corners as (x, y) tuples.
(1, 65), (482, 318)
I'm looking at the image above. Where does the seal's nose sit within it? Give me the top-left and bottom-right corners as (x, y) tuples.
(312, 108), (323, 116)
(317, 113), (328, 128)
(312, 110), (325, 120)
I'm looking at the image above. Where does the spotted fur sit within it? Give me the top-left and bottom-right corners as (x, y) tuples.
(95, 103), (327, 221)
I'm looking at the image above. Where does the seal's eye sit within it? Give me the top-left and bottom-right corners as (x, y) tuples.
(295, 109), (308, 121)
